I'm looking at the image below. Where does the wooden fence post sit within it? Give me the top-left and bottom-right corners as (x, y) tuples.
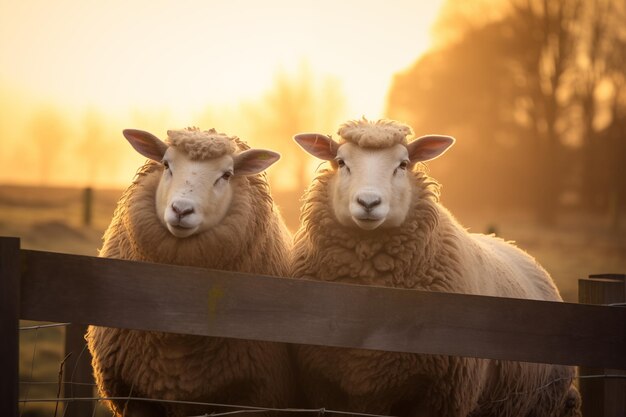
(83, 187), (93, 227)
(63, 324), (94, 417)
(0, 237), (20, 417)
(578, 273), (626, 417)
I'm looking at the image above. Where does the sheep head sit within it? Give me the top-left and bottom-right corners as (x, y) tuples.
(123, 128), (280, 238)
(294, 119), (454, 231)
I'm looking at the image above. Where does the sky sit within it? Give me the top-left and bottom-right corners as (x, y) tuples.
(0, 0), (442, 116)
(0, 0), (445, 187)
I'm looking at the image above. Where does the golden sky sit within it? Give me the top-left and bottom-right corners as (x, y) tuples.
(1, 0), (442, 115)
(0, 0), (444, 187)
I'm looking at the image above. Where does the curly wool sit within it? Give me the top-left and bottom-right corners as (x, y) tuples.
(166, 127), (238, 160)
(86, 135), (295, 417)
(291, 167), (450, 289)
(337, 118), (413, 148)
(290, 146), (580, 415)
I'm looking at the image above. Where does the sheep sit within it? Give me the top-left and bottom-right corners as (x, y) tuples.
(290, 118), (581, 417)
(86, 127), (295, 417)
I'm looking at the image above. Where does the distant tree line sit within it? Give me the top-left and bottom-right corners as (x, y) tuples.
(11, 64), (344, 192)
(198, 64), (346, 193)
(387, 0), (626, 226)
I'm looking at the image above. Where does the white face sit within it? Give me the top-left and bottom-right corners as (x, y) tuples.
(123, 128), (281, 239)
(156, 147), (235, 238)
(330, 143), (413, 230)
(294, 130), (454, 232)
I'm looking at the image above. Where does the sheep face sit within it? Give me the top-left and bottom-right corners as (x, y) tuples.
(294, 132), (454, 231)
(123, 129), (280, 238)
(332, 142), (413, 230)
(155, 147), (234, 238)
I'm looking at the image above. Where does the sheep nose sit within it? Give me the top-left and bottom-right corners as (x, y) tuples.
(171, 201), (194, 219)
(356, 194), (382, 211)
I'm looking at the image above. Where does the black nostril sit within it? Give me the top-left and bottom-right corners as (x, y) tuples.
(357, 197), (382, 210)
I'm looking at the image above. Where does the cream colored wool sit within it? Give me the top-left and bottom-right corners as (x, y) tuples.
(337, 117), (413, 148)
(86, 130), (295, 417)
(166, 127), (237, 160)
(290, 119), (581, 417)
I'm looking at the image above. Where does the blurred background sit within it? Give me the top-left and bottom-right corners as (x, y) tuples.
(2, 1), (624, 415)
(2, 0), (624, 296)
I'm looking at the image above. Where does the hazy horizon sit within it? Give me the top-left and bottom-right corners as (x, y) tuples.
(0, 1), (444, 189)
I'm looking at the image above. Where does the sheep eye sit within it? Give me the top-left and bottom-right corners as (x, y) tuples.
(162, 160), (170, 170)
(334, 158), (350, 173)
(393, 160), (410, 176)
(214, 171), (232, 185)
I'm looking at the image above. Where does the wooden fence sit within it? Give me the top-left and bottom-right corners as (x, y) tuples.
(1, 236), (625, 416)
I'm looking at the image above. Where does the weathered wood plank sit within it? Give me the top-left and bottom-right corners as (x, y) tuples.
(580, 277), (625, 305)
(19, 249), (626, 370)
(1, 237), (21, 417)
(579, 274), (626, 417)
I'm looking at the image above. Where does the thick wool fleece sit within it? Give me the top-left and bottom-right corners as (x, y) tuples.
(290, 167), (581, 417)
(86, 134), (294, 417)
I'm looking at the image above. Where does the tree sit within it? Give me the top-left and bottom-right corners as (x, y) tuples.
(387, 18), (535, 211)
(388, 0), (586, 224)
(241, 64), (346, 192)
(574, 0), (626, 213)
(508, 0), (582, 224)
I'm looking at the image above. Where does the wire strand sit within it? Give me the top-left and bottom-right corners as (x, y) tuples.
(19, 327), (40, 417)
(17, 396), (395, 417)
(54, 353), (72, 417)
(480, 373), (626, 406)
(18, 375), (626, 416)
(19, 381), (97, 386)
(20, 322), (71, 330)
(63, 341), (90, 417)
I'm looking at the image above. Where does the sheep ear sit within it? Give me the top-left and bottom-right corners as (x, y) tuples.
(123, 129), (168, 161)
(233, 149), (281, 176)
(407, 135), (455, 163)
(293, 133), (338, 160)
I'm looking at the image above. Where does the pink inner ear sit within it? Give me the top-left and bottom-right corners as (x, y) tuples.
(234, 149), (281, 176)
(123, 129), (168, 161)
(293, 133), (338, 160)
(408, 135), (455, 163)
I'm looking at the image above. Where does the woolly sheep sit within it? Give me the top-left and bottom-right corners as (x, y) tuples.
(86, 127), (295, 417)
(290, 118), (581, 417)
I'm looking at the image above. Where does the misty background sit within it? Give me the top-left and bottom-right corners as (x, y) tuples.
(1, 0), (625, 224)
(1, 0), (624, 295)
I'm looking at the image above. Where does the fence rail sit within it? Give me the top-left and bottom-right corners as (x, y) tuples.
(2, 236), (626, 417)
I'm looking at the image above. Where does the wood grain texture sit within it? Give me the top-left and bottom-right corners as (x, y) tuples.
(1, 237), (20, 417)
(579, 274), (626, 417)
(18, 248), (626, 370)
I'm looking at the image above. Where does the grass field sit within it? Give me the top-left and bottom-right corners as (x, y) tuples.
(3, 183), (624, 416)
